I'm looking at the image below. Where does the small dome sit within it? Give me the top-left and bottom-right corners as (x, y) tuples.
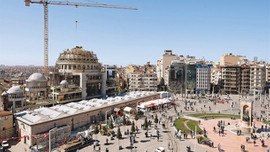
(27, 73), (46, 81)
(1, 91), (8, 96)
(7, 86), (23, 94)
(60, 80), (68, 85)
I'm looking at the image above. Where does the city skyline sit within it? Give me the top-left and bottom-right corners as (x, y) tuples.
(0, 0), (269, 66)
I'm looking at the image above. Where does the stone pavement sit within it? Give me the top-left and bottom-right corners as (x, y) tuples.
(3, 94), (270, 152)
(200, 118), (270, 152)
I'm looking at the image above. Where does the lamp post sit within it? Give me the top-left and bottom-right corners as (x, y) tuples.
(194, 126), (197, 152)
(49, 129), (53, 152)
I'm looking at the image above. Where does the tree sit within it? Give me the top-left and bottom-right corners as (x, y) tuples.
(135, 112), (139, 122)
(144, 117), (148, 129)
(154, 114), (158, 124)
(94, 125), (99, 134)
(131, 121), (135, 133)
(109, 118), (114, 129)
(117, 126), (122, 139)
(123, 114), (126, 125)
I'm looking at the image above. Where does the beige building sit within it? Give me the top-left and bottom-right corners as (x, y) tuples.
(266, 65), (270, 83)
(250, 64), (266, 93)
(0, 111), (15, 140)
(220, 53), (246, 66)
(156, 50), (178, 82)
(128, 72), (158, 91)
(125, 65), (138, 75)
(15, 92), (159, 148)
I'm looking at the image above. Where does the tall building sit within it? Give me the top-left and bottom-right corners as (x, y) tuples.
(266, 65), (270, 83)
(211, 68), (221, 86)
(156, 50), (178, 82)
(104, 65), (120, 96)
(250, 64), (266, 93)
(166, 60), (186, 94)
(221, 65), (241, 94)
(240, 64), (250, 94)
(196, 63), (212, 94)
(49, 46), (106, 99)
(186, 62), (197, 94)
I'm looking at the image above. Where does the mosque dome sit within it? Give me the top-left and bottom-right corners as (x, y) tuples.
(56, 46), (99, 64)
(60, 80), (68, 85)
(27, 73), (46, 81)
(6, 86), (23, 94)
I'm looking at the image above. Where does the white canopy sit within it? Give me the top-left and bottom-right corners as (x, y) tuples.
(124, 107), (134, 113)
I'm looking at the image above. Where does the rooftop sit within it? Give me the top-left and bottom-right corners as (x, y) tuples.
(15, 91), (158, 125)
(0, 111), (13, 117)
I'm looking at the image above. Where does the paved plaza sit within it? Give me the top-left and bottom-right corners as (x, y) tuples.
(3, 94), (270, 152)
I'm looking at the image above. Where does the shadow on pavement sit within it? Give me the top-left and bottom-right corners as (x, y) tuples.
(140, 139), (150, 143)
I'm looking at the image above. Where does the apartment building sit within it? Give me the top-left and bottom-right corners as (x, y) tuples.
(221, 65), (241, 94)
(250, 64), (266, 93)
(196, 64), (212, 94)
(156, 50), (178, 82)
(128, 72), (158, 91)
(240, 64), (250, 94)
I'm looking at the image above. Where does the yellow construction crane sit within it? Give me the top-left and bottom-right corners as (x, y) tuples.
(24, 0), (137, 77)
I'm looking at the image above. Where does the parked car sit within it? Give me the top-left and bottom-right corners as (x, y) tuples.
(1, 140), (9, 150)
(155, 147), (165, 152)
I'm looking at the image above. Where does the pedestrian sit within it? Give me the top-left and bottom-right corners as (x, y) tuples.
(218, 143), (221, 150)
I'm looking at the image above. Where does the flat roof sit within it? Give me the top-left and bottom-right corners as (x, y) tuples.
(0, 111), (13, 117)
(15, 91), (158, 126)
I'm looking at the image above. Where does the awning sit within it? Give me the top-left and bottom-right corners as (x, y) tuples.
(124, 107), (134, 112)
(114, 107), (121, 112)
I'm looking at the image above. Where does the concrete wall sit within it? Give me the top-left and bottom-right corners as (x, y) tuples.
(0, 114), (14, 140)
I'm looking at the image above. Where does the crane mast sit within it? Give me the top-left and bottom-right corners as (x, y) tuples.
(24, 0), (137, 77)
(44, 1), (48, 77)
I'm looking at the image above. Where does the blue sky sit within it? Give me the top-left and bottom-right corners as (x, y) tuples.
(0, 0), (269, 66)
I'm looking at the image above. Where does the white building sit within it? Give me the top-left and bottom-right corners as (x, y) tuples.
(196, 64), (212, 94)
(1, 86), (25, 111)
(211, 69), (221, 85)
(250, 64), (266, 93)
(266, 64), (270, 83)
(15, 91), (159, 148)
(25, 73), (47, 102)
